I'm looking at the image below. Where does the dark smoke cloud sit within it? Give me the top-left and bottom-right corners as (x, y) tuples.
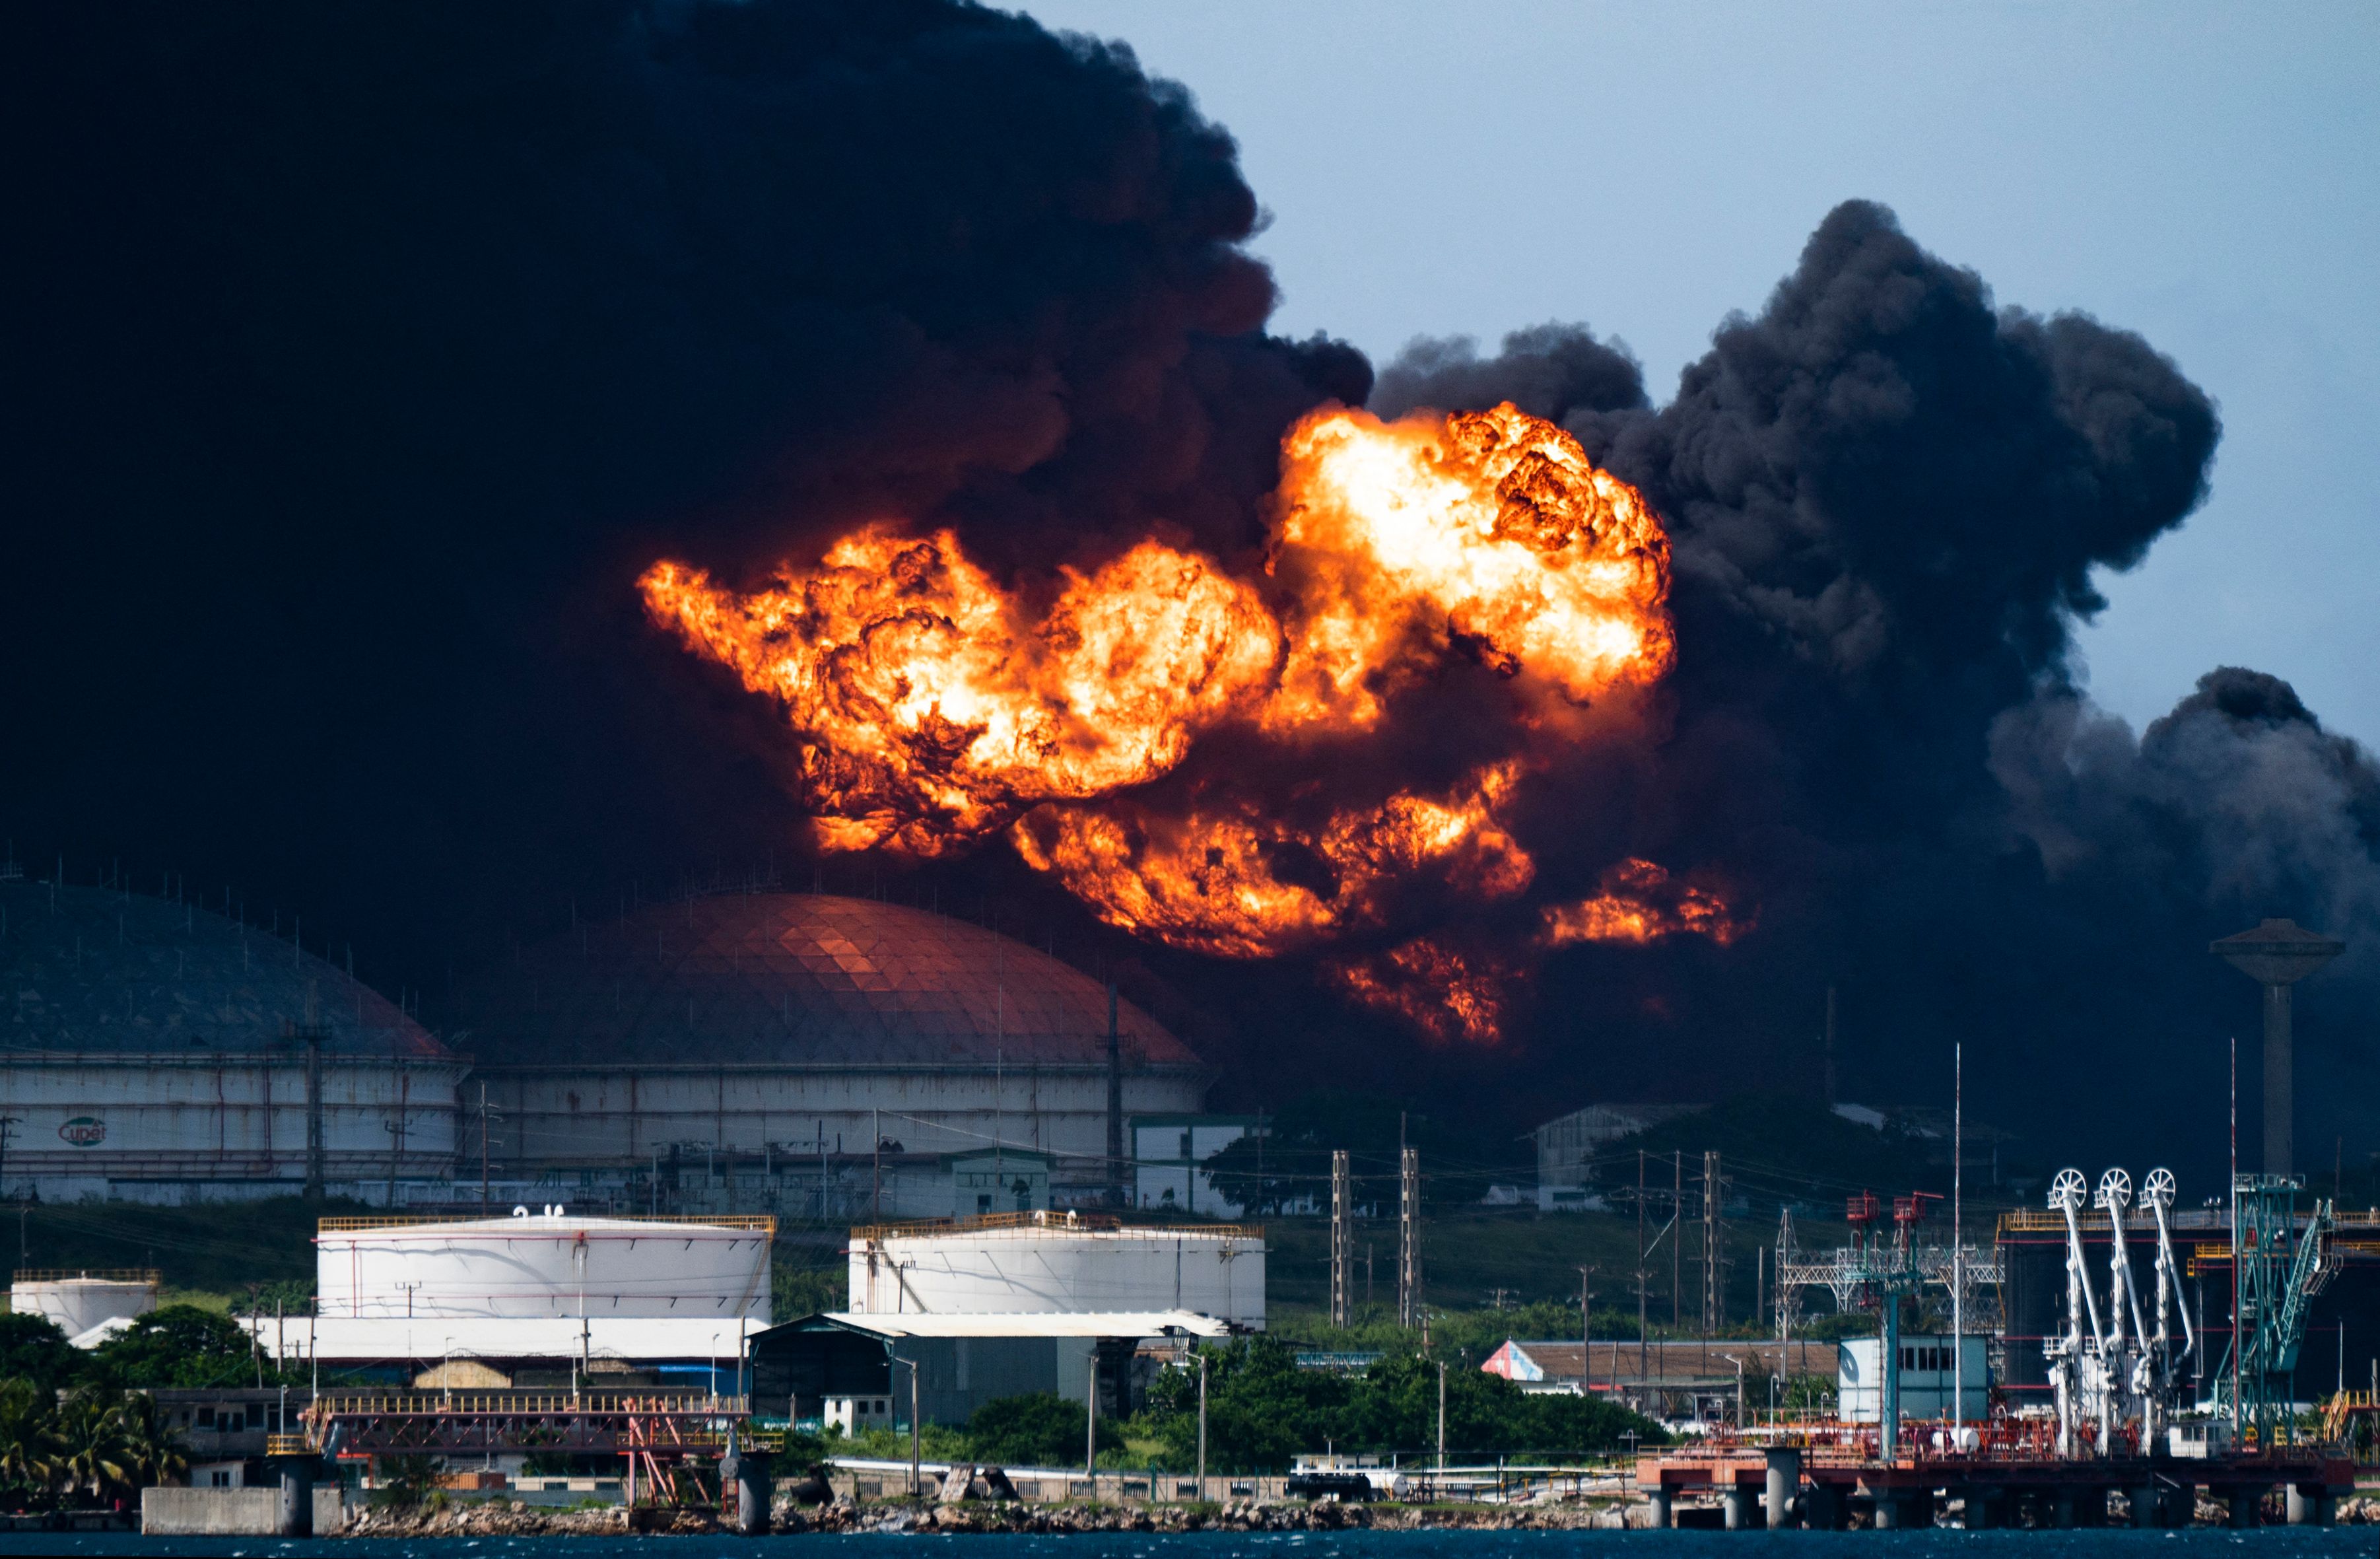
(3, 0), (1359, 980)
(1380, 201), (2377, 1177)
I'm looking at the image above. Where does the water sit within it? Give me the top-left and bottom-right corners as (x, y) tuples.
(0, 1533), (2371, 1559)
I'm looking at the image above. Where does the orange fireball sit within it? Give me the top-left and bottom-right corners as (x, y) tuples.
(640, 402), (1726, 1045)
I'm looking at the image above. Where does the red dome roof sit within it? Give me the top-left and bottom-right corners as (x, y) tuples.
(461, 893), (1197, 1070)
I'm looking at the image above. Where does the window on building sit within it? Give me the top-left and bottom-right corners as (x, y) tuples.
(197, 1406), (217, 1428)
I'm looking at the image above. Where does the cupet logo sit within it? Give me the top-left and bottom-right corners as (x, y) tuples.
(58, 1117), (106, 1147)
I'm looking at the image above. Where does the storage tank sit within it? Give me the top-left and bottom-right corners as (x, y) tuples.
(847, 1212), (1264, 1328)
(316, 1210), (772, 1323)
(11, 1268), (159, 1340)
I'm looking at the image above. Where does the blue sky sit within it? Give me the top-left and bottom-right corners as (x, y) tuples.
(1013, 1), (2380, 745)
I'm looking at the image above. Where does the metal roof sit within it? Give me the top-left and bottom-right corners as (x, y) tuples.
(782, 1310), (1233, 1340)
(459, 892), (1197, 1070)
(1, 880), (446, 1060)
(246, 1315), (765, 1363)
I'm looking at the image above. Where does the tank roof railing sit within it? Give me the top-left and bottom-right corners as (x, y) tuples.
(850, 1210), (1263, 1242)
(11, 1267), (162, 1285)
(316, 1213), (777, 1234)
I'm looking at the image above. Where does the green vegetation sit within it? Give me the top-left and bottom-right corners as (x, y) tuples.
(771, 1263), (844, 1320)
(965, 1393), (1120, 1465)
(1135, 1338), (1664, 1471)
(0, 1378), (187, 1513)
(1, 1305), (304, 1397)
(825, 1342), (1663, 1478)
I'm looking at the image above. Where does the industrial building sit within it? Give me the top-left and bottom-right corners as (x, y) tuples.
(1529, 1104), (1697, 1210)
(1482, 1338), (1843, 1422)
(1837, 1334), (1988, 1422)
(0, 876), (461, 1204)
(1130, 1114), (1253, 1214)
(747, 1209), (1265, 1429)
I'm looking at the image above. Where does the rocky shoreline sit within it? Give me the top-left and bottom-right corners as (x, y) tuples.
(334, 1492), (2380, 1537)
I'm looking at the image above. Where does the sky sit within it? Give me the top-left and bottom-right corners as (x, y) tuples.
(1013, 0), (2380, 746)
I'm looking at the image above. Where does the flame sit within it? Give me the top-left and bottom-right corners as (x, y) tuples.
(640, 531), (1274, 856)
(1264, 403), (1673, 732)
(1323, 936), (1527, 1048)
(642, 403), (1731, 1043)
(1009, 763), (1534, 959)
(1539, 858), (1751, 948)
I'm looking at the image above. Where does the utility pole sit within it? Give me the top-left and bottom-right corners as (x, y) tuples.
(1196, 1352), (1209, 1501)
(1436, 1361), (1447, 1472)
(1637, 1148), (1649, 1379)
(1701, 1150), (1724, 1335)
(871, 1107), (881, 1220)
(1086, 1343), (1100, 1501)
(1398, 1146), (1421, 1328)
(477, 1084), (496, 1208)
(1577, 1266), (1595, 1398)
(0, 1118), (19, 1210)
(1952, 1039), (1963, 1433)
(1330, 1150), (1351, 1328)
(1672, 1152), (1683, 1329)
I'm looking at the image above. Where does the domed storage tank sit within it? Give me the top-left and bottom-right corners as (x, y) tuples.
(459, 893), (1211, 1206)
(316, 1210), (772, 1323)
(0, 876), (461, 1204)
(10, 1268), (158, 1342)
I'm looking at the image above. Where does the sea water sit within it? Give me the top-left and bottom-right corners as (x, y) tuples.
(1, 1531), (2373, 1559)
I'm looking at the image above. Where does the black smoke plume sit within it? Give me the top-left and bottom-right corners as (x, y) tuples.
(1380, 203), (2378, 1176)
(5, 5), (2371, 1180)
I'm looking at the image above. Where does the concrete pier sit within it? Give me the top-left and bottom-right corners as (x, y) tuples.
(1764, 1449), (1800, 1529)
(271, 1458), (314, 1538)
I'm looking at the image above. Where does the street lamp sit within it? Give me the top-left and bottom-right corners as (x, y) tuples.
(888, 1356), (920, 1498)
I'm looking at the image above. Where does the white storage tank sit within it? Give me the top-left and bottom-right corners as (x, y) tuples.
(11, 1268), (159, 1344)
(316, 1209), (772, 1323)
(847, 1212), (1264, 1328)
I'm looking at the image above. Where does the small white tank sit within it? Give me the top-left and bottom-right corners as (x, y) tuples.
(846, 1212), (1264, 1326)
(316, 1208), (772, 1323)
(11, 1270), (159, 1341)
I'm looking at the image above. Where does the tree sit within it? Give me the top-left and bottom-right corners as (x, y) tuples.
(0, 1313), (81, 1396)
(1136, 1338), (1666, 1472)
(85, 1304), (295, 1389)
(0, 1379), (59, 1509)
(50, 1392), (131, 1508)
(965, 1393), (1118, 1468)
(106, 1392), (187, 1497)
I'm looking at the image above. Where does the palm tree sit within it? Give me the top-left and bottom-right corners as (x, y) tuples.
(0, 1379), (58, 1507)
(50, 1391), (130, 1507)
(107, 1393), (188, 1498)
